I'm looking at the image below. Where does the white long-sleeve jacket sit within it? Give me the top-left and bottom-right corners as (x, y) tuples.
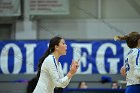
(125, 48), (140, 86)
(33, 55), (70, 93)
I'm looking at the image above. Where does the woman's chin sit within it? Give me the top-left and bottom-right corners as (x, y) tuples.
(63, 52), (67, 55)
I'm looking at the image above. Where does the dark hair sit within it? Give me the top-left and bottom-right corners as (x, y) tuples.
(37, 36), (63, 78)
(116, 32), (140, 48)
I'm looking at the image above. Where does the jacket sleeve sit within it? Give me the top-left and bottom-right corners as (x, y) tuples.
(134, 49), (140, 78)
(59, 63), (71, 87)
(46, 58), (70, 88)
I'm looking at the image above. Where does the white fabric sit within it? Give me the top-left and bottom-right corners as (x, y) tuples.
(33, 55), (70, 93)
(125, 48), (140, 86)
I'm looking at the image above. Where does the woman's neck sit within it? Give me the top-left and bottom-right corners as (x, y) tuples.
(136, 44), (140, 48)
(52, 52), (60, 63)
(137, 40), (140, 48)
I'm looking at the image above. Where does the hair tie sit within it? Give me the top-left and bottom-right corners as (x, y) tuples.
(114, 36), (120, 41)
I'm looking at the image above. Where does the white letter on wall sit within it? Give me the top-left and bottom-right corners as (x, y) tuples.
(96, 43), (120, 74)
(0, 44), (22, 74)
(71, 43), (92, 74)
(24, 44), (37, 74)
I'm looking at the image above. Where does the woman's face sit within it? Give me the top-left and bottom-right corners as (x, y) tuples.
(56, 39), (67, 55)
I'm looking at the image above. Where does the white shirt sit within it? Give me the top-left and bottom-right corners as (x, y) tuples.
(125, 48), (140, 86)
(33, 55), (70, 93)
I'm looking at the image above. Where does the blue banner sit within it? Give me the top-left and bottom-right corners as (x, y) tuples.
(0, 40), (129, 74)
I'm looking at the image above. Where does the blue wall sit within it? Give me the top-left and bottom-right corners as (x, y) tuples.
(0, 40), (129, 74)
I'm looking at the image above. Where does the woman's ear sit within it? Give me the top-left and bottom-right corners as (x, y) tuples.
(55, 45), (59, 50)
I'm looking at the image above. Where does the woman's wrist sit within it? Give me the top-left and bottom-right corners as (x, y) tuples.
(67, 72), (74, 79)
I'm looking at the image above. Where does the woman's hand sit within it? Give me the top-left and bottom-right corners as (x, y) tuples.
(70, 59), (79, 73)
(67, 59), (79, 79)
(120, 66), (126, 76)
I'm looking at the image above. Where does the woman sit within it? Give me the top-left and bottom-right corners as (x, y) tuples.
(115, 32), (140, 93)
(33, 36), (79, 93)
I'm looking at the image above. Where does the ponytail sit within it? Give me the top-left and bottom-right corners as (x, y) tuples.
(37, 49), (51, 79)
(114, 32), (140, 48)
(114, 35), (128, 41)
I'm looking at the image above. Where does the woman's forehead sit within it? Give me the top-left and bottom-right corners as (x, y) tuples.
(60, 39), (65, 43)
